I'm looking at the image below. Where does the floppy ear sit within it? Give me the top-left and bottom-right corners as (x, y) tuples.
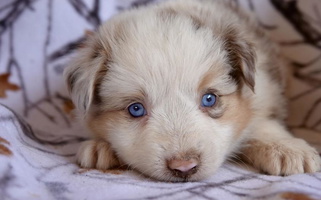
(223, 27), (256, 92)
(64, 33), (110, 115)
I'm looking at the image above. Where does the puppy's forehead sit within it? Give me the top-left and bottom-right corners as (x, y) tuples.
(100, 8), (232, 103)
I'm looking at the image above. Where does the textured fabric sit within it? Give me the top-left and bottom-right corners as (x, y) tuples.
(0, 0), (321, 199)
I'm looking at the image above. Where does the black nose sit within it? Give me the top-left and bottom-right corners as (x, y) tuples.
(167, 159), (198, 178)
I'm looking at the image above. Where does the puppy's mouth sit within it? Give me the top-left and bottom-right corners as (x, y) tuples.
(168, 168), (199, 182)
(166, 158), (199, 180)
(161, 166), (203, 182)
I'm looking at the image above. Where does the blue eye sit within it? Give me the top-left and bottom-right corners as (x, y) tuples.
(128, 103), (146, 117)
(201, 93), (217, 107)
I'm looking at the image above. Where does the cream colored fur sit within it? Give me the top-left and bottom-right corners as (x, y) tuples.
(64, 0), (321, 181)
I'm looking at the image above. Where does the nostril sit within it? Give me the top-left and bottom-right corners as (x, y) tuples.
(167, 159), (199, 178)
(173, 162), (197, 172)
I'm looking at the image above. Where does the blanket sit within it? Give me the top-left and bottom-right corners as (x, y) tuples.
(1, 0), (321, 199)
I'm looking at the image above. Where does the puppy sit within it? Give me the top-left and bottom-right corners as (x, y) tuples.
(64, 0), (321, 181)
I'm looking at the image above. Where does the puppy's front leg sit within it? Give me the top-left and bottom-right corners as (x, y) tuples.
(76, 140), (120, 170)
(240, 120), (321, 175)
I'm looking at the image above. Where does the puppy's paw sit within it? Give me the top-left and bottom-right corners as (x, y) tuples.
(76, 140), (120, 170)
(241, 138), (321, 175)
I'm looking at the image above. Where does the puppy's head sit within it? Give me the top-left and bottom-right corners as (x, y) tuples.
(65, 5), (256, 181)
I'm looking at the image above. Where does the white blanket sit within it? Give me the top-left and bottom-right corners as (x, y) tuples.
(1, 0), (321, 199)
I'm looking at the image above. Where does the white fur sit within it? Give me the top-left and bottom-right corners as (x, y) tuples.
(64, 0), (321, 181)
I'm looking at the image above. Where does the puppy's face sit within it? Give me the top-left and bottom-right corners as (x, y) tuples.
(65, 9), (255, 181)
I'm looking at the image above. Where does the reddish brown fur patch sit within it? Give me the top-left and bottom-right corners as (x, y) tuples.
(92, 65), (108, 105)
(223, 27), (256, 92)
(65, 34), (111, 102)
(87, 110), (127, 139)
(198, 71), (236, 119)
(239, 139), (292, 171)
(198, 71), (218, 93)
(238, 139), (263, 165)
(206, 98), (226, 119)
(87, 106), (148, 145)
(198, 69), (232, 95)
(87, 34), (112, 107)
(217, 91), (252, 138)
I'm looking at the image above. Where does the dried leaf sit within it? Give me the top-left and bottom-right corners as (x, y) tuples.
(0, 137), (12, 156)
(63, 99), (75, 114)
(0, 73), (20, 98)
(280, 192), (315, 200)
(0, 144), (12, 156)
(0, 137), (10, 145)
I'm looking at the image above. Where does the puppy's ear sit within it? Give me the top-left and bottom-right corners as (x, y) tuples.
(64, 33), (110, 115)
(223, 27), (256, 92)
